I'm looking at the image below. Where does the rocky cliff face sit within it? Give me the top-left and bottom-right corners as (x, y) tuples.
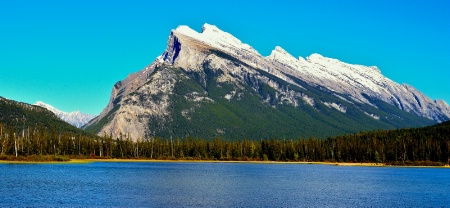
(84, 24), (449, 140)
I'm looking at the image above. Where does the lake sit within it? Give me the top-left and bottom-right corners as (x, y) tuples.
(0, 162), (449, 207)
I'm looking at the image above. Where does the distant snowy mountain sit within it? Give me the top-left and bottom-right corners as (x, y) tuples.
(0, 97), (87, 135)
(83, 23), (449, 140)
(34, 101), (96, 128)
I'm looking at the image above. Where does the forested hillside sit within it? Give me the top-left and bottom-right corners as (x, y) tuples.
(0, 97), (88, 135)
(0, 97), (96, 159)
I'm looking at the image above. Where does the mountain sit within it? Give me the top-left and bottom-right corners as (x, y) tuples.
(0, 97), (87, 135)
(34, 101), (96, 128)
(83, 23), (449, 140)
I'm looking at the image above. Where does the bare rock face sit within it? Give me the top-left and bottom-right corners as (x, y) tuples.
(94, 67), (177, 139)
(84, 23), (449, 140)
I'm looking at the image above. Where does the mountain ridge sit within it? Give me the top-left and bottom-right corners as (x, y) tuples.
(34, 101), (96, 128)
(84, 23), (448, 140)
(174, 24), (450, 121)
(0, 97), (88, 135)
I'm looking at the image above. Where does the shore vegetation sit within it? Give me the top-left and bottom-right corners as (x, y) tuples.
(0, 121), (449, 166)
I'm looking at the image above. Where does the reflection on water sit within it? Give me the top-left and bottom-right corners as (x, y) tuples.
(1, 162), (449, 207)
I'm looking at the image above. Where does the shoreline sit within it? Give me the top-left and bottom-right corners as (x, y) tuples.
(0, 159), (91, 164)
(85, 159), (450, 168)
(87, 158), (383, 166)
(1, 158), (449, 168)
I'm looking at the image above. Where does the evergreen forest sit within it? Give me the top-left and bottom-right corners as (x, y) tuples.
(1, 121), (449, 165)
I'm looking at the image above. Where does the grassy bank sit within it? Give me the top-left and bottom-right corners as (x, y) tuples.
(1, 155), (448, 167)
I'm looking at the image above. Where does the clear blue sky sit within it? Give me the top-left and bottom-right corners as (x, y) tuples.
(1, 0), (449, 115)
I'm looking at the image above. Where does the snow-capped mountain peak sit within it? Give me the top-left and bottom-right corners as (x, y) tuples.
(269, 46), (302, 64)
(170, 24), (450, 122)
(85, 23), (449, 140)
(34, 101), (59, 114)
(34, 101), (96, 128)
(174, 23), (258, 54)
(306, 53), (325, 61)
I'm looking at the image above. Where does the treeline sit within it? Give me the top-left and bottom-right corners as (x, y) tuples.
(0, 122), (449, 165)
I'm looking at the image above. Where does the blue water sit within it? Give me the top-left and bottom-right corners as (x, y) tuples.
(0, 162), (449, 207)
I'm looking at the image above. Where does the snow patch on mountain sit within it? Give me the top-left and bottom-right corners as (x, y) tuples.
(34, 101), (96, 128)
(323, 102), (347, 113)
(175, 23), (258, 54)
(364, 112), (380, 120)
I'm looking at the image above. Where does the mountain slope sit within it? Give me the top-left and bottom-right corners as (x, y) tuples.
(34, 101), (96, 128)
(84, 24), (448, 140)
(0, 97), (88, 135)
